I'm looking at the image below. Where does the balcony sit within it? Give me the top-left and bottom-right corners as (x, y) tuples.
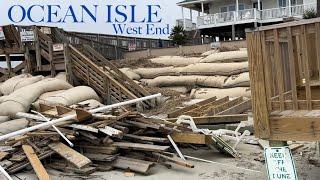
(176, 19), (197, 31)
(197, 3), (316, 28)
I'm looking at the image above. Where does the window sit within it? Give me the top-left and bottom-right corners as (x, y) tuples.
(239, 4), (245, 11)
(229, 5), (236, 11)
(220, 6), (228, 13)
(279, 0), (287, 7)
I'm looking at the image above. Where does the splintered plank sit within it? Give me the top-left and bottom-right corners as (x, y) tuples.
(111, 156), (154, 174)
(124, 134), (169, 143)
(99, 126), (123, 138)
(217, 99), (252, 115)
(168, 96), (217, 118)
(22, 145), (50, 180)
(112, 142), (170, 152)
(171, 133), (207, 144)
(48, 142), (92, 169)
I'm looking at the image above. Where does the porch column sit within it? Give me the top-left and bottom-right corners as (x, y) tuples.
(190, 9), (193, 22)
(258, 0), (261, 10)
(181, 7), (186, 29)
(236, 0), (239, 20)
(258, 0), (261, 20)
(288, 0), (292, 16)
(201, 2), (204, 15)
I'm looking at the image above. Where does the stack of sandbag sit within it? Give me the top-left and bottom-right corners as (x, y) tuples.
(200, 50), (248, 63)
(0, 78), (72, 117)
(141, 75), (227, 88)
(178, 62), (248, 76)
(133, 66), (178, 79)
(32, 86), (101, 110)
(190, 87), (251, 99)
(55, 72), (67, 81)
(0, 74), (44, 95)
(120, 68), (141, 80)
(150, 56), (201, 66)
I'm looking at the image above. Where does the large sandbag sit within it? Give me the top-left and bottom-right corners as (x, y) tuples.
(120, 68), (141, 80)
(55, 72), (67, 81)
(179, 62), (248, 76)
(0, 116), (10, 124)
(35, 86), (100, 108)
(0, 118), (29, 135)
(0, 74), (44, 95)
(150, 56), (201, 66)
(190, 87), (251, 99)
(0, 78), (72, 117)
(141, 75), (227, 88)
(133, 67), (177, 79)
(223, 72), (250, 88)
(201, 49), (219, 57)
(32, 90), (67, 110)
(200, 51), (248, 63)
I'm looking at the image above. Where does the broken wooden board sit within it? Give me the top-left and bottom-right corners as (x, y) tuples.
(48, 162), (96, 175)
(84, 153), (118, 162)
(76, 144), (118, 155)
(99, 126), (123, 138)
(68, 124), (99, 133)
(48, 142), (92, 169)
(152, 152), (194, 168)
(168, 96), (217, 118)
(112, 142), (170, 152)
(167, 114), (248, 125)
(206, 136), (240, 158)
(124, 134), (169, 143)
(217, 99), (252, 115)
(171, 133), (208, 144)
(22, 145), (50, 180)
(111, 156), (154, 174)
(205, 97), (244, 116)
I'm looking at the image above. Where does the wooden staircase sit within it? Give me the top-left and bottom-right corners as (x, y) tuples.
(65, 44), (155, 108)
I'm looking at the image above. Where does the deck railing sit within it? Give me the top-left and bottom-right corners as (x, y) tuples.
(197, 3), (316, 27)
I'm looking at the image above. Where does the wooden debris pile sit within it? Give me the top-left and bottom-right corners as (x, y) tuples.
(0, 101), (235, 178)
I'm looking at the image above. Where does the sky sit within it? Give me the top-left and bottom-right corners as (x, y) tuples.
(0, 0), (195, 39)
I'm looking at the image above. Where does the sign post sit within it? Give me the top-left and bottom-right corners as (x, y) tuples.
(265, 147), (298, 180)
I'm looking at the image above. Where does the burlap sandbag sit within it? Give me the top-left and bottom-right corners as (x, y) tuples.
(0, 116), (10, 124)
(0, 78), (72, 117)
(55, 72), (67, 81)
(133, 66), (177, 79)
(32, 90), (67, 110)
(141, 75), (227, 88)
(0, 74), (44, 95)
(120, 68), (141, 80)
(200, 51), (248, 63)
(150, 56), (201, 66)
(34, 86), (100, 109)
(0, 118), (29, 135)
(201, 49), (219, 57)
(178, 62), (248, 76)
(223, 72), (250, 88)
(190, 87), (251, 99)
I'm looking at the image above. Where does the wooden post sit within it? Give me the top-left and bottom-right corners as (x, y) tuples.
(48, 41), (55, 77)
(5, 54), (11, 77)
(247, 31), (270, 139)
(24, 45), (32, 73)
(63, 43), (74, 85)
(34, 28), (42, 71)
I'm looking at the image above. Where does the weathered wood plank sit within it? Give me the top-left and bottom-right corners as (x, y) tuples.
(22, 145), (50, 180)
(287, 27), (298, 110)
(301, 25), (312, 110)
(49, 142), (92, 169)
(112, 142), (169, 152)
(167, 114), (247, 125)
(217, 99), (251, 115)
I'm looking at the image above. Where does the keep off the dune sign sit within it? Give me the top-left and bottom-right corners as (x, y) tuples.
(265, 147), (298, 180)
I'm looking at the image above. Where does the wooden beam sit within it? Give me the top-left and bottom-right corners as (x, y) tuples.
(301, 25), (312, 110)
(171, 133), (208, 144)
(22, 145), (50, 180)
(217, 99), (251, 115)
(287, 27), (298, 110)
(206, 97), (244, 116)
(167, 114), (247, 125)
(48, 142), (92, 169)
(167, 96), (217, 118)
(246, 31), (270, 138)
(112, 142), (169, 152)
(111, 156), (154, 174)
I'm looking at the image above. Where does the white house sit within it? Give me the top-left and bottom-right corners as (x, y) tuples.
(177, 0), (317, 40)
